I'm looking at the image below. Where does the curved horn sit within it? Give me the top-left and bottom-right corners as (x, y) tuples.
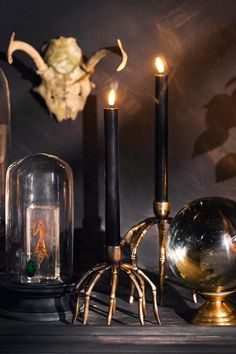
(8, 33), (48, 73)
(86, 38), (128, 73)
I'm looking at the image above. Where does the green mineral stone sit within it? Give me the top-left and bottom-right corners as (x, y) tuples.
(26, 259), (36, 277)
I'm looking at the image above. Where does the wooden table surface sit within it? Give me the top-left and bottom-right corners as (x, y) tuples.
(0, 271), (236, 354)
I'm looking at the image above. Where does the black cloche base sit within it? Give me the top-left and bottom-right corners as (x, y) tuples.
(0, 276), (75, 322)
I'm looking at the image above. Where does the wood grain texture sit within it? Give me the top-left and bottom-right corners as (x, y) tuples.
(0, 275), (236, 353)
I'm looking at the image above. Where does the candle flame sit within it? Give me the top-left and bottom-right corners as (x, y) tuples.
(155, 57), (165, 73)
(108, 89), (116, 106)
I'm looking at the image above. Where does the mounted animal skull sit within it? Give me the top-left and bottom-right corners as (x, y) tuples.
(8, 33), (127, 121)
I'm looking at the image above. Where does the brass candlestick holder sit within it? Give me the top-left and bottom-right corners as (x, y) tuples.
(121, 201), (171, 306)
(121, 201), (197, 306)
(72, 245), (161, 326)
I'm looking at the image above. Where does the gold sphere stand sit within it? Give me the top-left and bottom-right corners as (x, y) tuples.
(121, 201), (171, 305)
(72, 245), (161, 326)
(192, 290), (236, 326)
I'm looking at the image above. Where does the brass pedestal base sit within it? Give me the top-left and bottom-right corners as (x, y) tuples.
(192, 291), (236, 326)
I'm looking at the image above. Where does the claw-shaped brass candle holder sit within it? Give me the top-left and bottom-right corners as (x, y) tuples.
(121, 201), (198, 306)
(121, 201), (171, 306)
(72, 245), (161, 326)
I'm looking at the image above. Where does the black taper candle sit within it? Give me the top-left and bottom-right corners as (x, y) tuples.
(155, 59), (168, 202)
(104, 94), (120, 246)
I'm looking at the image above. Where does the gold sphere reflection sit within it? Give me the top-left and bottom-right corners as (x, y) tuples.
(167, 197), (236, 293)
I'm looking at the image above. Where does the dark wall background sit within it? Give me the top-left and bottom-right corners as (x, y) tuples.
(0, 0), (236, 270)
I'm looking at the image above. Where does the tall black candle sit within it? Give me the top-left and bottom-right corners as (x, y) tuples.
(155, 57), (168, 202)
(104, 89), (120, 246)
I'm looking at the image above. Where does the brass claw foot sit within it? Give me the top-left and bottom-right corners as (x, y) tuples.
(72, 263), (109, 325)
(192, 290), (198, 304)
(72, 247), (161, 326)
(121, 201), (171, 306)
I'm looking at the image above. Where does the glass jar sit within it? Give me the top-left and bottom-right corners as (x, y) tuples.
(0, 68), (11, 271)
(5, 153), (74, 284)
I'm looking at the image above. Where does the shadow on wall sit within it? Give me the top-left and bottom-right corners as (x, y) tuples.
(192, 77), (236, 183)
(74, 95), (105, 273)
(0, 51), (48, 113)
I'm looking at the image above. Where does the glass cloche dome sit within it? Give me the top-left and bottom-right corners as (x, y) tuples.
(5, 153), (74, 284)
